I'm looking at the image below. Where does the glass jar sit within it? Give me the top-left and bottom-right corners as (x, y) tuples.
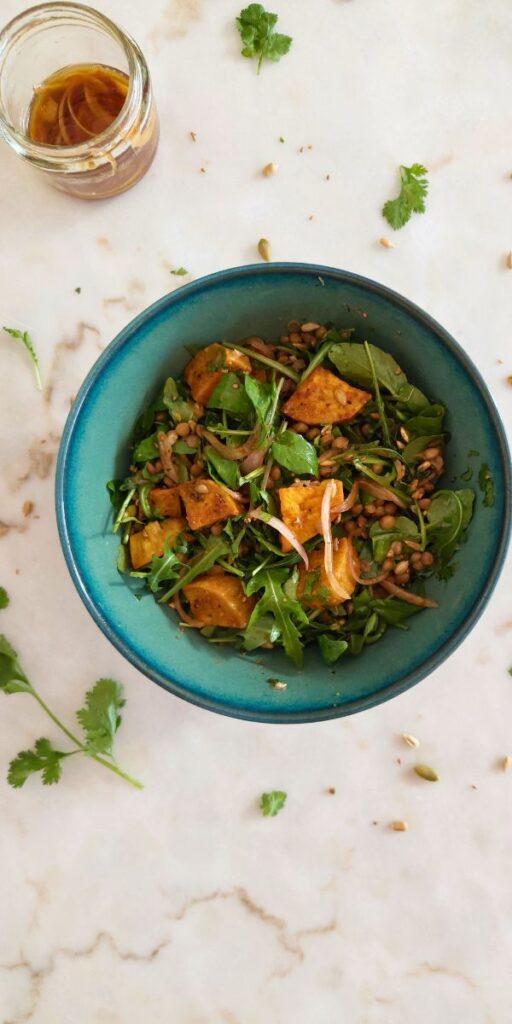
(0, 2), (159, 199)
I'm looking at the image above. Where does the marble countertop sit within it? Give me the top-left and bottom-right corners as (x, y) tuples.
(1, 1), (511, 1021)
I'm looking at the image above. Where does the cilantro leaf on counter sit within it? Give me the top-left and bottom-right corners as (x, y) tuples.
(260, 790), (287, 816)
(2, 326), (42, 390)
(0, 634), (142, 789)
(0, 588), (9, 610)
(8, 738), (67, 788)
(382, 163), (429, 230)
(0, 634), (33, 694)
(170, 267), (188, 276)
(236, 4), (292, 74)
(76, 678), (126, 757)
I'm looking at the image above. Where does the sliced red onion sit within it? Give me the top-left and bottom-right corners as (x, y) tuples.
(321, 481), (351, 601)
(380, 579), (438, 608)
(337, 480), (359, 514)
(172, 593), (206, 627)
(359, 479), (407, 508)
(198, 425), (262, 461)
(249, 509), (308, 568)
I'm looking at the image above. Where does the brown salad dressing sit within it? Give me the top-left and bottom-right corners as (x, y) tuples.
(28, 63), (128, 146)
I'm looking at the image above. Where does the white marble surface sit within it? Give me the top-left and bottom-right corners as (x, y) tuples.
(1, 1), (512, 1021)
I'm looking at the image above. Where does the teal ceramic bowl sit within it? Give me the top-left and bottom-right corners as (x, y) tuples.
(56, 264), (511, 723)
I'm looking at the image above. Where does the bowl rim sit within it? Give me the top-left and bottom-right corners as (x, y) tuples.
(55, 262), (512, 723)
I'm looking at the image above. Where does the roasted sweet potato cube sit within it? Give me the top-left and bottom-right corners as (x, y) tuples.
(184, 344), (252, 405)
(283, 366), (371, 424)
(179, 479), (243, 530)
(129, 517), (186, 570)
(297, 539), (358, 608)
(150, 486), (182, 518)
(278, 479), (344, 550)
(183, 572), (255, 628)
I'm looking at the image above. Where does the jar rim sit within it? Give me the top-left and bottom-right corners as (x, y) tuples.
(0, 1), (146, 169)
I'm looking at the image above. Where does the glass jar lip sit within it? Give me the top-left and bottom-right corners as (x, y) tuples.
(0, 1), (145, 167)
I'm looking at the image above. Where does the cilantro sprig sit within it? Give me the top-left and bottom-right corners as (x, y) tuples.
(260, 790), (287, 816)
(0, 635), (142, 789)
(236, 4), (292, 74)
(382, 163), (429, 230)
(2, 326), (42, 390)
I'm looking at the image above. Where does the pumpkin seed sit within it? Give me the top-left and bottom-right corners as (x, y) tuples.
(414, 763), (439, 782)
(258, 238), (272, 262)
(402, 733), (420, 749)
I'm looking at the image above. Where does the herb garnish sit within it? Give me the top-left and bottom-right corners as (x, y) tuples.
(382, 163), (429, 230)
(478, 463), (495, 507)
(236, 4), (292, 74)
(0, 587), (8, 610)
(0, 636), (142, 789)
(2, 326), (42, 390)
(260, 790), (287, 816)
(170, 267), (188, 276)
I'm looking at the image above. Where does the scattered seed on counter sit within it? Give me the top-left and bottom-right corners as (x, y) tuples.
(258, 238), (271, 262)
(22, 501), (34, 517)
(262, 162), (278, 176)
(379, 236), (395, 248)
(401, 733), (421, 749)
(501, 756), (512, 772)
(506, 251), (512, 269)
(414, 764), (439, 782)
(390, 820), (408, 831)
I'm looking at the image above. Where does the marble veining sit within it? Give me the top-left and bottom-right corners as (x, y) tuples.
(1, 0), (511, 1021)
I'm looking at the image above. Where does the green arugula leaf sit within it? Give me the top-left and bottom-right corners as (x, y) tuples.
(208, 373), (253, 418)
(106, 479), (124, 510)
(244, 375), (275, 424)
(363, 340), (391, 446)
(403, 434), (444, 464)
(245, 569), (308, 667)
(260, 790), (287, 816)
(426, 489), (475, 563)
(404, 403), (445, 438)
(2, 326), (42, 390)
(382, 163), (429, 230)
(205, 446), (240, 489)
(0, 587), (9, 610)
(243, 613), (280, 651)
(271, 430), (318, 476)
(318, 635), (348, 664)
(146, 541), (183, 593)
(370, 516), (419, 563)
(371, 598), (421, 625)
(329, 342), (429, 411)
(8, 738), (67, 788)
(76, 679), (125, 757)
(163, 377), (197, 424)
(0, 635), (33, 694)
(478, 463), (495, 507)
(236, 4), (292, 74)
(170, 267), (188, 276)
(133, 433), (160, 463)
(160, 537), (229, 602)
(436, 563), (458, 582)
